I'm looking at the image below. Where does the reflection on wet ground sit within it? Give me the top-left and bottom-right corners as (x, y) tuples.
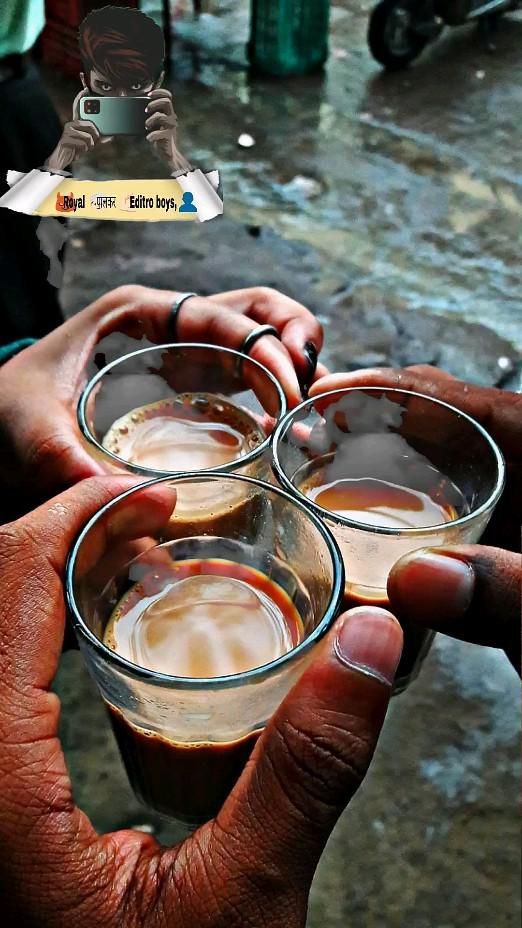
(46, 4), (521, 926)
(184, 5), (521, 350)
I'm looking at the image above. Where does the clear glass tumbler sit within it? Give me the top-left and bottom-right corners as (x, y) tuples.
(271, 387), (505, 692)
(66, 473), (344, 826)
(78, 343), (287, 482)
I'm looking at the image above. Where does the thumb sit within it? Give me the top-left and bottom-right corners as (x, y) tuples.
(215, 607), (403, 888)
(388, 546), (521, 674)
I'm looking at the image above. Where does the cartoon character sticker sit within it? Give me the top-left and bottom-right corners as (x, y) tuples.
(45, 6), (192, 176)
(0, 6), (222, 229)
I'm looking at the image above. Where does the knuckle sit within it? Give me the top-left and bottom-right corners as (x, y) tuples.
(0, 522), (45, 643)
(108, 283), (147, 306)
(72, 474), (105, 499)
(256, 286), (279, 304)
(406, 363), (438, 374)
(310, 315), (324, 337)
(210, 820), (287, 897)
(206, 311), (227, 346)
(0, 522), (27, 564)
(276, 715), (371, 803)
(26, 430), (68, 476)
(184, 829), (279, 928)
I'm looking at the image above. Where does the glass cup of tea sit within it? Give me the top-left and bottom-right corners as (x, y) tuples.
(78, 342), (287, 482)
(66, 473), (344, 826)
(271, 387), (505, 693)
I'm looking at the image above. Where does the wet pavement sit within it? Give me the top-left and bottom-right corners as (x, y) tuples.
(52, 2), (522, 375)
(44, 2), (521, 925)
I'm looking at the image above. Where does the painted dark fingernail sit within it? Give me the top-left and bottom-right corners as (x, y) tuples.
(304, 341), (318, 374)
(334, 607), (403, 687)
(388, 549), (475, 622)
(300, 341), (318, 394)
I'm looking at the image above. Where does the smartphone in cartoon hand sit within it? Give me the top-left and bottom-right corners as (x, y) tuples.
(79, 96), (149, 136)
(44, 5), (194, 172)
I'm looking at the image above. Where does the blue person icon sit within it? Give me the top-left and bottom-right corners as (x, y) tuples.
(179, 191), (197, 213)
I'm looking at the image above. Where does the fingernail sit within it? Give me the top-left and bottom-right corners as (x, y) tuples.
(300, 341), (318, 395)
(334, 607), (403, 686)
(388, 549), (474, 621)
(303, 342), (318, 376)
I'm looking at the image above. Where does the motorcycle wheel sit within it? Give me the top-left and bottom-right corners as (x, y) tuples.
(368, 0), (430, 70)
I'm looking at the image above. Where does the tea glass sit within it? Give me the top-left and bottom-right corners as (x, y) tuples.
(66, 472), (344, 825)
(271, 387), (505, 692)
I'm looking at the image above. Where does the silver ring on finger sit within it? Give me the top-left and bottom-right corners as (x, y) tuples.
(240, 324), (279, 356)
(237, 324), (280, 376)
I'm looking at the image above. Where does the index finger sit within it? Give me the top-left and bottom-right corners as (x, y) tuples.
(147, 88), (172, 99)
(161, 306), (302, 411)
(72, 87), (88, 120)
(309, 367), (522, 462)
(388, 544), (521, 673)
(93, 289), (303, 407)
(145, 97), (174, 115)
(74, 119), (100, 139)
(208, 287), (323, 386)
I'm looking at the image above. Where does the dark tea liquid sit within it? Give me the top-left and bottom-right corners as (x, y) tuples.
(104, 559), (304, 822)
(108, 707), (261, 824)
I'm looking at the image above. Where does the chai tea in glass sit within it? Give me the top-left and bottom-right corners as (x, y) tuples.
(66, 473), (344, 825)
(78, 343), (286, 482)
(272, 387), (505, 692)
(104, 557), (304, 821)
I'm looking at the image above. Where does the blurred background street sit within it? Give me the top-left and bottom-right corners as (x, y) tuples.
(46, 3), (520, 926)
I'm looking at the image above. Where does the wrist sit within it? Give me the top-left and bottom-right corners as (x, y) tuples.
(45, 147), (70, 174)
(0, 339), (37, 366)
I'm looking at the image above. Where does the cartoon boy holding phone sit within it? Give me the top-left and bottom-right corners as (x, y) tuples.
(45, 5), (192, 176)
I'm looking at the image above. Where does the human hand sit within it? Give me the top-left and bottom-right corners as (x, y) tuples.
(0, 285), (323, 502)
(0, 476), (403, 927)
(310, 366), (521, 673)
(206, 286), (327, 392)
(44, 90), (102, 173)
(145, 88), (193, 174)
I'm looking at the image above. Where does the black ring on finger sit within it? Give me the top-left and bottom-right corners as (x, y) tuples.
(169, 292), (198, 340)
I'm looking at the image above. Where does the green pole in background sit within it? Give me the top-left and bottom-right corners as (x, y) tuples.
(249, 0), (331, 77)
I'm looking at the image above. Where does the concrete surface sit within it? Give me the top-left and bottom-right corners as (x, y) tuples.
(46, 2), (521, 925)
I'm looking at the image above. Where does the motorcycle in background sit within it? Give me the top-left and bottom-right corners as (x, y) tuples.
(368, 0), (520, 69)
